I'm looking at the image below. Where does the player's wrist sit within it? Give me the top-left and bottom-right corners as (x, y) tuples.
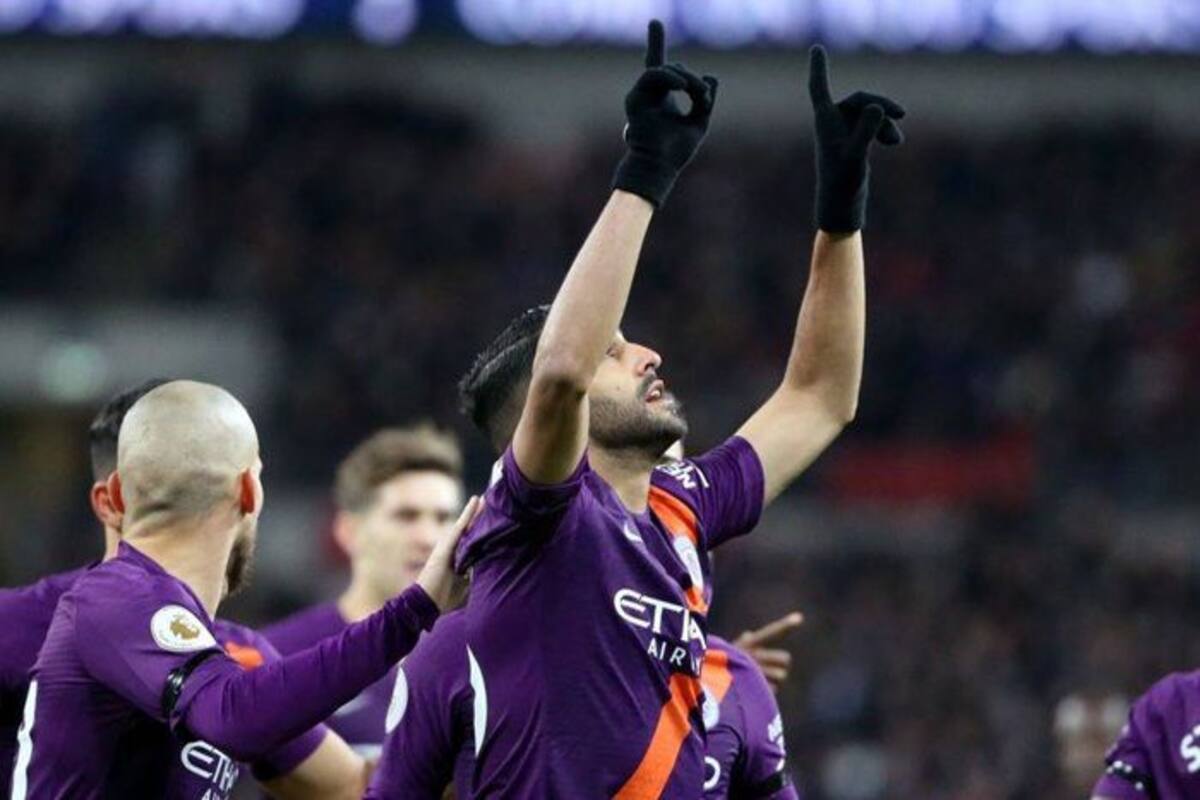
(612, 151), (679, 208)
(815, 163), (869, 233)
(398, 583), (441, 629)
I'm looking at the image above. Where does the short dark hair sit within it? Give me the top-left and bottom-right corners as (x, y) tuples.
(335, 425), (463, 512)
(88, 378), (174, 481)
(458, 305), (550, 452)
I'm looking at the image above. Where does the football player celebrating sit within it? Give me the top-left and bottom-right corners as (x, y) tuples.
(11, 380), (472, 798)
(1, 379), (370, 799)
(446, 24), (903, 798)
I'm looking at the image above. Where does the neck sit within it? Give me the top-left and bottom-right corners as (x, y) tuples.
(589, 445), (657, 512)
(124, 516), (235, 617)
(337, 577), (388, 623)
(102, 526), (121, 561)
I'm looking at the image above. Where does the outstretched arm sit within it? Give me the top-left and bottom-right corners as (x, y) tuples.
(738, 46), (905, 504)
(173, 500), (478, 762)
(513, 19), (717, 484)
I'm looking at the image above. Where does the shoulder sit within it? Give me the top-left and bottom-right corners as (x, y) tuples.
(0, 566), (87, 627)
(261, 602), (343, 653)
(0, 568), (88, 684)
(1132, 669), (1200, 725)
(73, 558), (211, 650)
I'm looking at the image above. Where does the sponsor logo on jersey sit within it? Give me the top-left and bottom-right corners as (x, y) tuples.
(181, 741), (239, 795)
(151, 606), (217, 653)
(613, 587), (706, 675)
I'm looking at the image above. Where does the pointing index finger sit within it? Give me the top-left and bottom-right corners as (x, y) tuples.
(645, 19), (666, 68)
(741, 611), (805, 648)
(808, 44), (833, 107)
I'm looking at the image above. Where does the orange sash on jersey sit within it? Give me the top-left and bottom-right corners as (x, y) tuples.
(613, 487), (709, 799)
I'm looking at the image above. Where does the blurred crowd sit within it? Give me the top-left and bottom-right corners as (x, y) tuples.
(3, 79), (1200, 798)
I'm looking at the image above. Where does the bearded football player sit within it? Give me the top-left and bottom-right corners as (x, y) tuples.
(444, 21), (904, 799)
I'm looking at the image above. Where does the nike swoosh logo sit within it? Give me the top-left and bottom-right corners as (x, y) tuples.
(623, 522), (644, 543)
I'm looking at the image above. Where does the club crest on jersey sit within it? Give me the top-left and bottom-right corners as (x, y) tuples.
(673, 536), (705, 593)
(151, 605), (217, 653)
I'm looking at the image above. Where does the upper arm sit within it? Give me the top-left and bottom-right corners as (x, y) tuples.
(737, 386), (849, 505)
(512, 372), (590, 486)
(655, 438), (764, 551)
(75, 582), (224, 722)
(260, 732), (368, 800)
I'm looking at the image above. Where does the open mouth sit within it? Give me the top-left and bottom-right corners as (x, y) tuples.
(644, 379), (665, 403)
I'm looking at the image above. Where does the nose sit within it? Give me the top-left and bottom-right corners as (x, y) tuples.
(629, 342), (662, 375)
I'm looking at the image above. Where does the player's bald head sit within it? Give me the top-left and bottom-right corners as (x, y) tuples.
(117, 380), (260, 527)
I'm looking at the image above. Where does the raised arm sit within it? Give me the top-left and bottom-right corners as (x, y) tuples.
(513, 19), (717, 484)
(738, 46), (905, 504)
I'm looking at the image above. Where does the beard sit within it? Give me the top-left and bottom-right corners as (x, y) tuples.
(224, 523), (257, 599)
(590, 384), (688, 460)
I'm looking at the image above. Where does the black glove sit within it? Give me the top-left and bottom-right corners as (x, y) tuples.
(808, 44), (905, 233)
(613, 20), (718, 208)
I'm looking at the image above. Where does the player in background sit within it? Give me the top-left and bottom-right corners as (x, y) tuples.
(0, 378), (372, 799)
(700, 635), (801, 799)
(264, 426), (464, 757)
(449, 22), (904, 796)
(1091, 671), (1200, 799)
(12, 380), (474, 798)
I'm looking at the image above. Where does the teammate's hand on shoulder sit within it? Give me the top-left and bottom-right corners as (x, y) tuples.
(808, 44), (905, 233)
(733, 611), (804, 692)
(612, 19), (718, 209)
(415, 495), (482, 612)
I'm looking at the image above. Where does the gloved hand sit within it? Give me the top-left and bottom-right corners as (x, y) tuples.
(808, 44), (905, 233)
(613, 20), (718, 208)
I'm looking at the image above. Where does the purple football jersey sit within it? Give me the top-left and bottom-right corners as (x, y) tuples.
(263, 601), (396, 757)
(10, 543), (328, 799)
(364, 611), (474, 799)
(702, 637), (800, 800)
(1093, 670), (1200, 799)
(0, 567), (90, 798)
(451, 437), (763, 799)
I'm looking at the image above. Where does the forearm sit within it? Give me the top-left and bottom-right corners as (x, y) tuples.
(534, 190), (653, 384)
(778, 230), (865, 421)
(178, 586), (438, 761)
(262, 733), (370, 800)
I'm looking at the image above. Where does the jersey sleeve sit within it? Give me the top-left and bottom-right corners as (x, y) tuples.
(454, 445), (590, 571)
(728, 652), (799, 799)
(225, 628), (329, 781)
(652, 437), (765, 551)
(72, 572), (226, 722)
(1093, 717), (1154, 799)
(367, 618), (470, 799)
